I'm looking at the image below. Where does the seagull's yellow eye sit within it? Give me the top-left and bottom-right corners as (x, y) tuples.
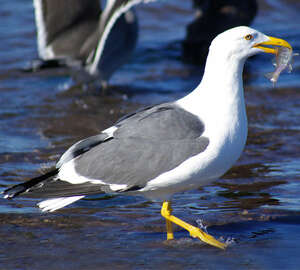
(244, 34), (253, 41)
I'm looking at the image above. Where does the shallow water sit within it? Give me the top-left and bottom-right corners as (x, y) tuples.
(0, 0), (300, 269)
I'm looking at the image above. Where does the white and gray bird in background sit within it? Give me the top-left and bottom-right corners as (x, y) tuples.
(32, 0), (154, 86)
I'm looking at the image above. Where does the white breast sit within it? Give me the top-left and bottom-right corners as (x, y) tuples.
(140, 99), (247, 200)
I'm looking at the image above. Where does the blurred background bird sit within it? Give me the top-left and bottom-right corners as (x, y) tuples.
(31, 0), (257, 88)
(32, 0), (141, 87)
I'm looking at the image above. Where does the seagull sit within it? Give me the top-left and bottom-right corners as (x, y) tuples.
(32, 0), (152, 85)
(3, 26), (292, 249)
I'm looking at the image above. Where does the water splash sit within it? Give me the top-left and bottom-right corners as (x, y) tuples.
(196, 218), (237, 247)
(196, 218), (209, 233)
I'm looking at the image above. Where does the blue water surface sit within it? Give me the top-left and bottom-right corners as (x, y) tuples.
(0, 0), (300, 269)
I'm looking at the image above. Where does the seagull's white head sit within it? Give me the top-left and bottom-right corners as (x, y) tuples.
(209, 26), (292, 60)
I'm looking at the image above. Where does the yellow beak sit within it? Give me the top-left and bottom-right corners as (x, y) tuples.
(253, 36), (292, 54)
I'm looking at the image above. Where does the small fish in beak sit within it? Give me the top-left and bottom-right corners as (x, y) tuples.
(265, 46), (298, 85)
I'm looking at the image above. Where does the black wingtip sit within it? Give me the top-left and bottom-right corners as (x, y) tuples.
(3, 168), (59, 199)
(3, 184), (28, 199)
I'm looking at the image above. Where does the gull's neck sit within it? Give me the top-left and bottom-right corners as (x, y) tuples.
(176, 47), (248, 176)
(177, 48), (247, 123)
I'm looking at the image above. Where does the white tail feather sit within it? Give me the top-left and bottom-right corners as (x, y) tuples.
(38, 196), (85, 212)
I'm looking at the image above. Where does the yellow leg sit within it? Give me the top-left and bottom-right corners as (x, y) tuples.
(162, 202), (174, 240)
(161, 201), (226, 249)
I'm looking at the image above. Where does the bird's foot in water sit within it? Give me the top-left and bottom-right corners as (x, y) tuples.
(187, 224), (226, 249)
(161, 201), (226, 249)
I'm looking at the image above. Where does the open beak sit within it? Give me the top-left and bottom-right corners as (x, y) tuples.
(253, 36), (292, 54)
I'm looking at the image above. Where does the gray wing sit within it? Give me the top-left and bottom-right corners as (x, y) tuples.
(34, 0), (101, 61)
(73, 103), (209, 191)
(75, 136), (209, 191)
(115, 103), (205, 140)
(10, 103), (209, 199)
(56, 133), (111, 168)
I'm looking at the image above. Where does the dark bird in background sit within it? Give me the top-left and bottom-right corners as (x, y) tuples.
(182, 0), (257, 64)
